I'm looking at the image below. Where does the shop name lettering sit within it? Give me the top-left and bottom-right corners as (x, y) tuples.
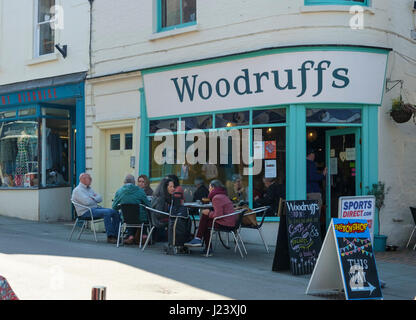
(342, 200), (373, 218)
(335, 222), (368, 234)
(286, 202), (320, 216)
(170, 60), (350, 102)
(0, 88), (58, 106)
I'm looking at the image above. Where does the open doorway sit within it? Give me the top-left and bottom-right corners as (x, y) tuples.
(306, 127), (361, 234)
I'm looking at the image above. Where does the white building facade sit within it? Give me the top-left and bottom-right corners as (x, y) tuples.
(0, 0), (90, 221)
(1, 1), (415, 250)
(86, 0), (416, 249)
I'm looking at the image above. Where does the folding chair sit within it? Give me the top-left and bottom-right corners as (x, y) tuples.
(116, 204), (149, 248)
(68, 201), (104, 242)
(139, 205), (170, 251)
(206, 209), (247, 258)
(406, 207), (416, 250)
(240, 206), (270, 253)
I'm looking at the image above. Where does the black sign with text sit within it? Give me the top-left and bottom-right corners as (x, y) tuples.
(285, 200), (322, 275)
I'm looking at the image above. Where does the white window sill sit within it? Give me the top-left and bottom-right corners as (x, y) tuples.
(26, 52), (59, 66)
(300, 5), (375, 15)
(148, 24), (199, 41)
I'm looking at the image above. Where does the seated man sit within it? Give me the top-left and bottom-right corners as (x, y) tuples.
(254, 177), (286, 216)
(112, 174), (150, 244)
(71, 173), (121, 244)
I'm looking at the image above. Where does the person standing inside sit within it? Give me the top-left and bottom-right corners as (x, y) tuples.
(306, 147), (327, 210)
(71, 173), (121, 243)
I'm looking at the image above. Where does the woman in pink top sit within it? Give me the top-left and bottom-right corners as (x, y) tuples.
(185, 180), (236, 252)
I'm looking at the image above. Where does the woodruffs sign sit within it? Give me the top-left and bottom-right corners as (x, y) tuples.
(143, 49), (388, 118)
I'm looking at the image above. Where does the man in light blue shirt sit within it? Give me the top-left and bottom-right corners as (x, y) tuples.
(71, 173), (120, 243)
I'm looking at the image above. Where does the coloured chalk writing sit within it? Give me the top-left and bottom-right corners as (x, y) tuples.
(285, 200), (322, 275)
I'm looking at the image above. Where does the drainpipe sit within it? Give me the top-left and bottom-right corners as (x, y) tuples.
(88, 0), (94, 72)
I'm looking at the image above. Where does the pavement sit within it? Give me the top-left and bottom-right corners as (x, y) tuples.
(0, 215), (415, 301)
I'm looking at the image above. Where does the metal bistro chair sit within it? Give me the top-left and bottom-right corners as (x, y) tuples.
(406, 207), (416, 250)
(116, 204), (149, 249)
(206, 209), (247, 258)
(69, 201), (104, 242)
(139, 204), (170, 251)
(240, 206), (271, 253)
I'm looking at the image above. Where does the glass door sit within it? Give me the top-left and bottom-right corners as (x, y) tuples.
(325, 128), (361, 229)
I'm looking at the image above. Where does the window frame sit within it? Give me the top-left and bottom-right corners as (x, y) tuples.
(0, 104), (73, 190)
(34, 0), (56, 58)
(304, 0), (369, 6)
(157, 0), (197, 33)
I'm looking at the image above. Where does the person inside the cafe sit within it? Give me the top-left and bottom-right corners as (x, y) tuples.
(185, 180), (236, 254)
(254, 176), (286, 216)
(227, 174), (247, 204)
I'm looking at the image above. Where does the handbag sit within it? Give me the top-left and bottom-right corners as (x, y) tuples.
(236, 205), (258, 227)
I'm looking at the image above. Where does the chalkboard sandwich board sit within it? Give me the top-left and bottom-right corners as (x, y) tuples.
(306, 218), (383, 300)
(285, 200), (322, 275)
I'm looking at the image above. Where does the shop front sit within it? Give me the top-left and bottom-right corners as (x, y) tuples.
(140, 46), (390, 245)
(0, 72), (86, 222)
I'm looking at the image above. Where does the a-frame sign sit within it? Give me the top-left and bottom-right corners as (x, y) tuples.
(306, 218), (383, 300)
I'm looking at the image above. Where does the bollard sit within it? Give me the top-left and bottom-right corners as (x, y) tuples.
(91, 286), (107, 300)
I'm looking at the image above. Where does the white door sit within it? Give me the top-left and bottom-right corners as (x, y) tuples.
(104, 128), (134, 208)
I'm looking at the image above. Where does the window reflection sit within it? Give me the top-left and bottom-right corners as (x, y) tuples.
(306, 109), (361, 123)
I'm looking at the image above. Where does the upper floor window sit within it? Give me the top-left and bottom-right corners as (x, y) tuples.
(158, 0), (196, 32)
(305, 0), (368, 5)
(35, 0), (55, 57)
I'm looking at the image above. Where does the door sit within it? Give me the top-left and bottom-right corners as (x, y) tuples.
(104, 128), (134, 208)
(325, 128), (361, 229)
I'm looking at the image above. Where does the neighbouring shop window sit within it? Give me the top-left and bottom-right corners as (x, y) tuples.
(159, 0), (196, 31)
(35, 0), (55, 56)
(44, 118), (70, 187)
(306, 109), (361, 124)
(0, 106), (72, 189)
(305, 0), (367, 6)
(0, 120), (39, 188)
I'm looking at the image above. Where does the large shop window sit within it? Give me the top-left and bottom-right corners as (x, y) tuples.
(0, 106), (71, 189)
(35, 0), (55, 56)
(148, 108), (287, 217)
(305, 0), (368, 6)
(159, 0), (196, 31)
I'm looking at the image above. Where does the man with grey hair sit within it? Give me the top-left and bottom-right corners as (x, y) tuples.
(71, 173), (121, 243)
(112, 173), (150, 244)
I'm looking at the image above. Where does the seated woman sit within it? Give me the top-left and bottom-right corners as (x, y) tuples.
(185, 180), (236, 254)
(150, 177), (175, 242)
(137, 174), (153, 197)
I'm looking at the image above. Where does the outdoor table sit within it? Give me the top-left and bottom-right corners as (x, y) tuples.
(183, 202), (213, 235)
(0, 276), (18, 300)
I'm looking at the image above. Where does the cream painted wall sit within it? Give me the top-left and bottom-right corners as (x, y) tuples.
(87, 1), (416, 246)
(0, 190), (39, 221)
(86, 73), (142, 205)
(0, 0), (90, 85)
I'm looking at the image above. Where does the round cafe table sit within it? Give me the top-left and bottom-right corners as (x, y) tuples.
(0, 276), (19, 300)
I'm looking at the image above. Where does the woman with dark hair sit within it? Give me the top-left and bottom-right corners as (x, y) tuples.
(185, 180), (236, 254)
(166, 174), (184, 205)
(137, 174), (153, 196)
(150, 177), (175, 242)
(151, 177), (175, 212)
